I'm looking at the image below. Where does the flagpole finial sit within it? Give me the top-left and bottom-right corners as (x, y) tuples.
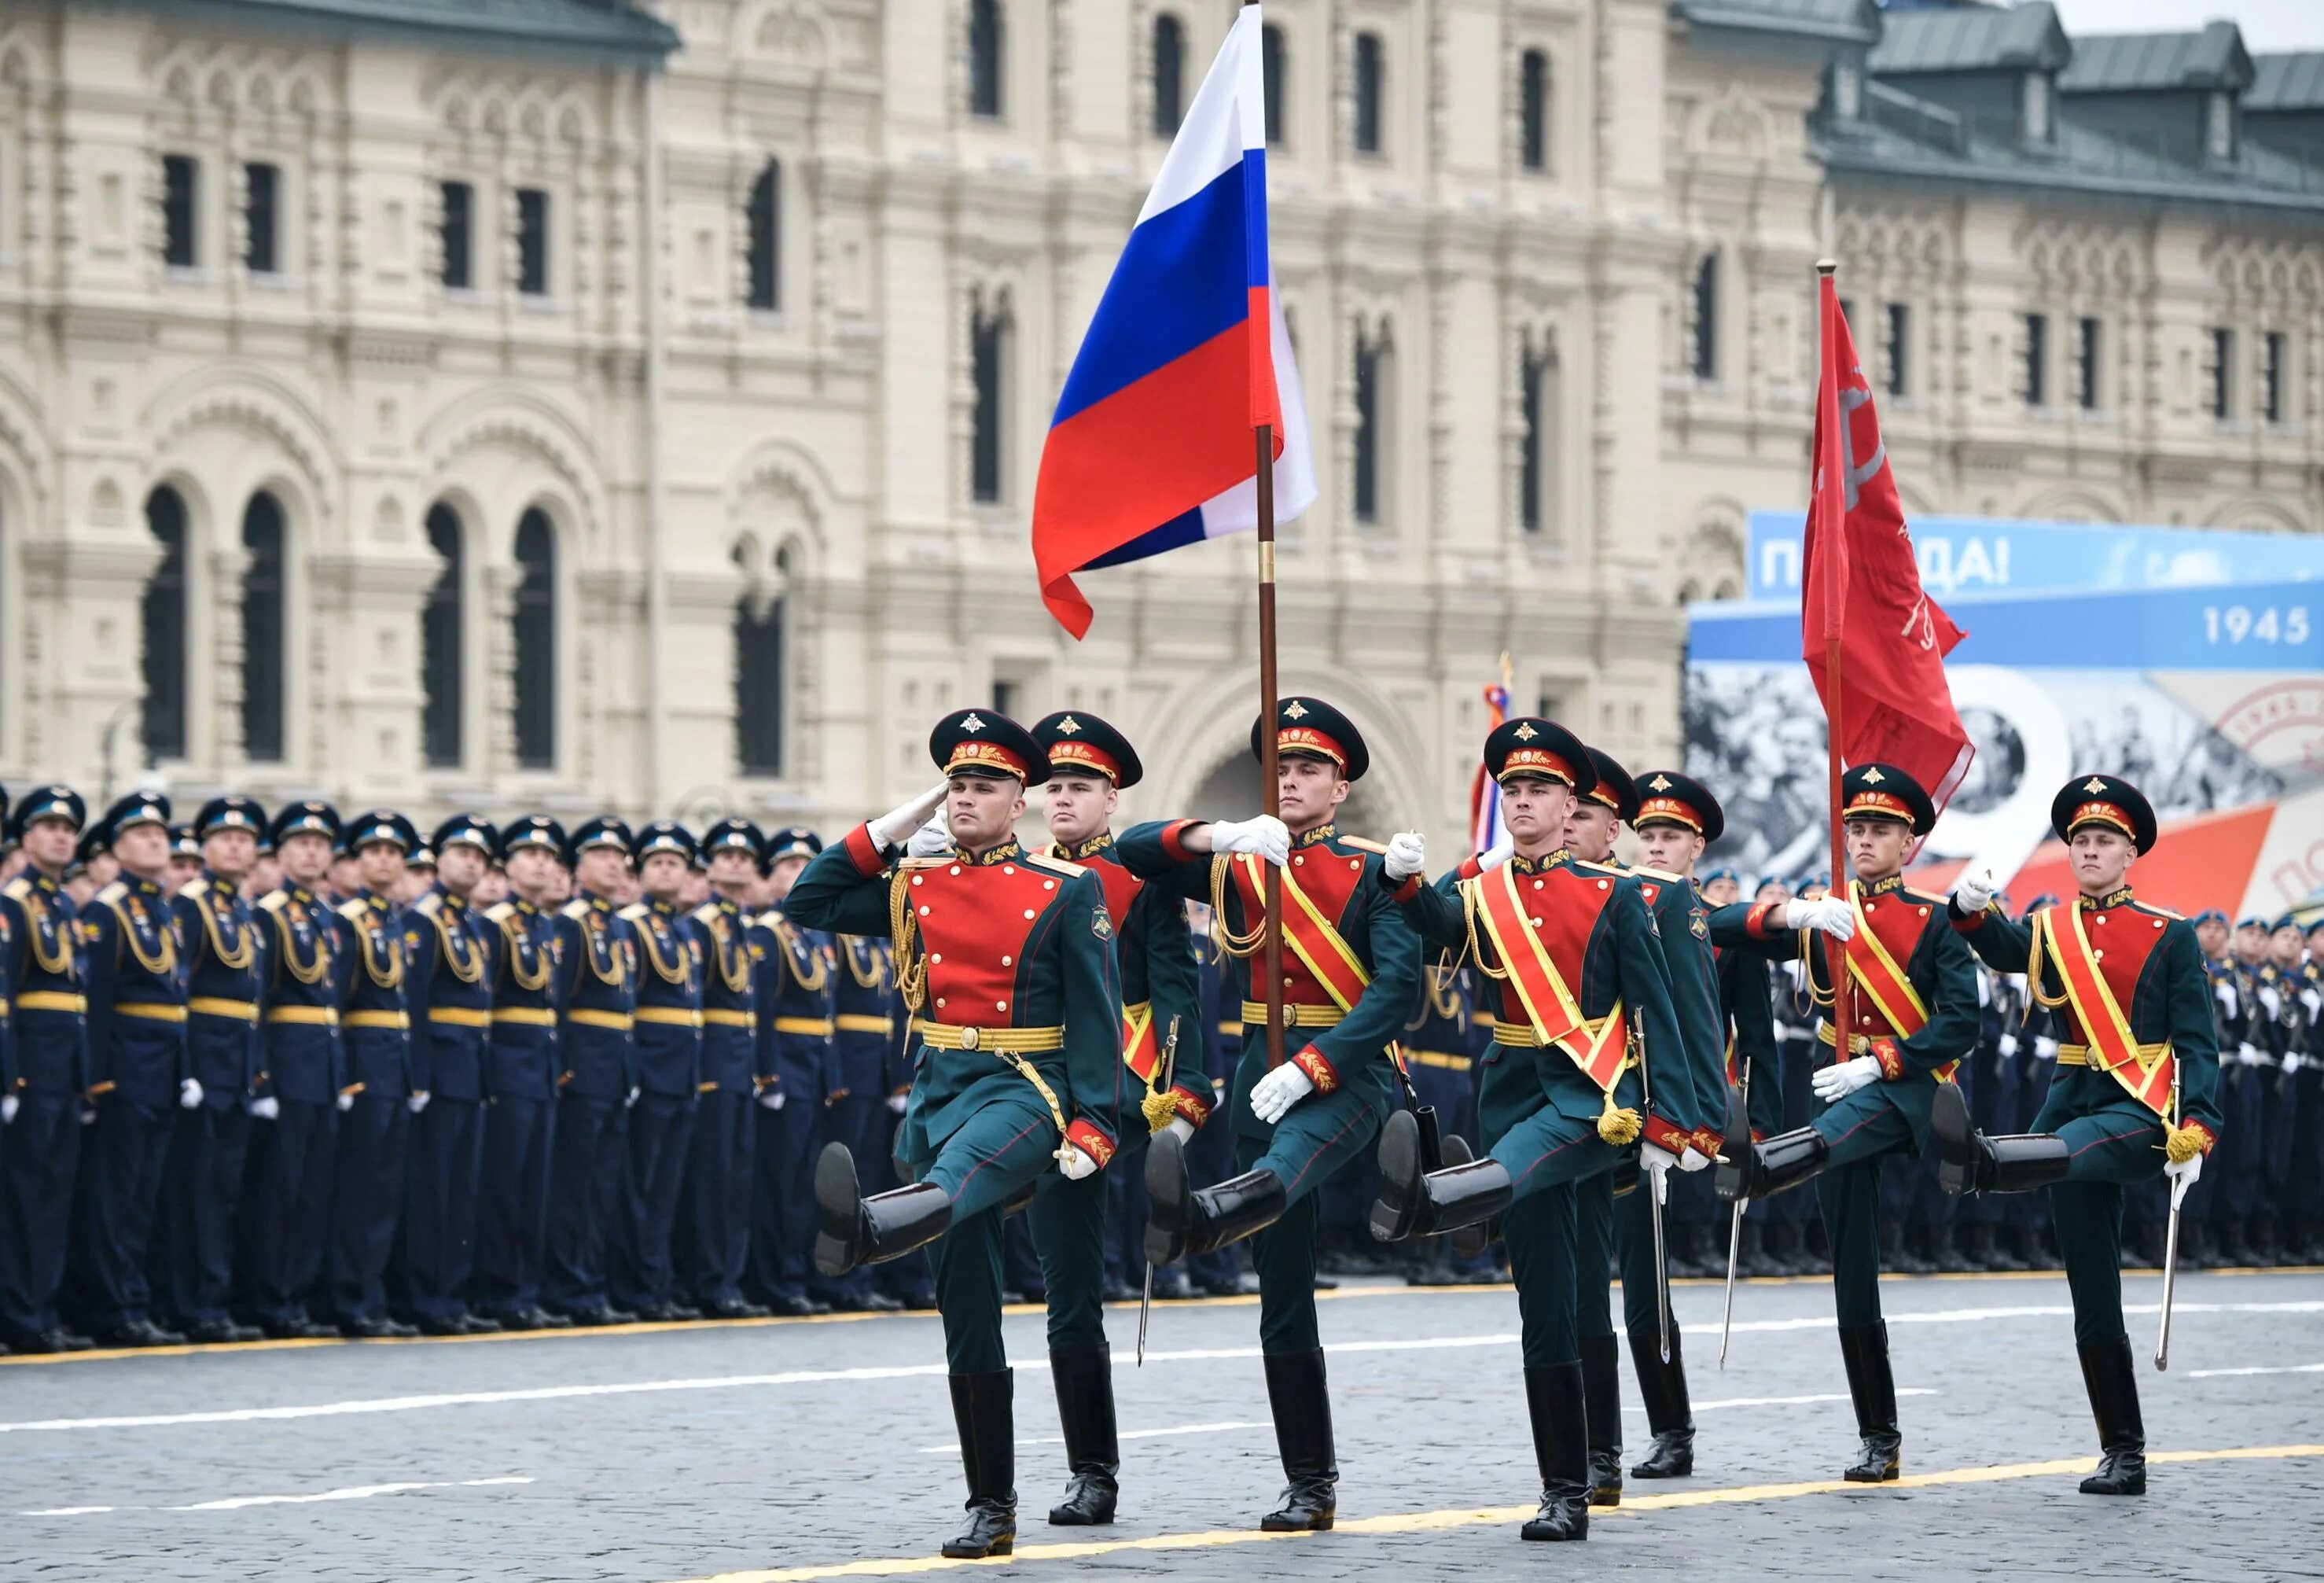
(1815, 259), (1837, 278)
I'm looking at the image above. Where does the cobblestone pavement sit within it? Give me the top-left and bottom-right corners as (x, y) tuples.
(7, 1268), (2321, 1582)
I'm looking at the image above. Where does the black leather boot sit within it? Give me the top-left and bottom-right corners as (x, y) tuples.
(1881, 1220), (1936, 1275)
(1369, 1109), (1513, 1242)
(2248, 1217), (2281, 1266)
(1837, 1323), (1902, 1482)
(1929, 1224), (1979, 1274)
(2016, 1222), (2062, 1271)
(1715, 1125), (1829, 1203)
(2076, 1337), (2146, 1496)
(1765, 1219), (1814, 1276)
(1580, 1332), (1623, 1506)
(1145, 1132), (1287, 1266)
(1627, 1324), (1695, 1478)
(814, 1144), (952, 1276)
(943, 1370), (1017, 1558)
(1520, 1362), (1590, 1541)
(1736, 1217), (1785, 1279)
(1046, 1344), (1119, 1525)
(1259, 1349), (1337, 1530)
(1937, 1085), (2074, 1198)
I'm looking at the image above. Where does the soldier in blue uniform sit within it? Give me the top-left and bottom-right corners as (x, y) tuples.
(1125, 698), (1422, 1534)
(1397, 965), (1485, 1286)
(543, 816), (639, 1326)
(1182, 912), (1248, 1298)
(239, 801), (346, 1339)
(678, 818), (770, 1320)
(1713, 764), (1979, 1483)
(749, 827), (838, 1317)
(165, 823), (204, 894)
(154, 795), (267, 1343)
(822, 830), (911, 1318)
(860, 931), (938, 1312)
(396, 814), (498, 1335)
(64, 792), (189, 1347)
(327, 809), (421, 1338)
(1023, 709), (1207, 1526)
(790, 709), (1124, 1560)
(0, 786), (95, 1353)
(613, 820), (704, 1322)
(472, 815), (568, 1331)
(1936, 777), (2222, 1495)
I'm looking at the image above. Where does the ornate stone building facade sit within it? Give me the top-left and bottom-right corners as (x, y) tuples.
(0, 0), (2315, 851)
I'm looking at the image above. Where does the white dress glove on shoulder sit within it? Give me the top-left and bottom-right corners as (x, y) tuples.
(1383, 830), (1427, 882)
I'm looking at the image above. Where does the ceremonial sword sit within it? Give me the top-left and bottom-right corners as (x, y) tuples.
(2155, 1058), (2186, 1371)
(1137, 1014), (1184, 1368)
(1638, 1033), (1672, 1366)
(1719, 1058), (1750, 1371)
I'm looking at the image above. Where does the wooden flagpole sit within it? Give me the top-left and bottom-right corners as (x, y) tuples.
(1817, 259), (1852, 1063)
(1256, 421), (1285, 1072)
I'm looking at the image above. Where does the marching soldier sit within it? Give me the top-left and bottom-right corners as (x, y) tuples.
(1935, 777), (2221, 1494)
(1712, 764), (1978, 1483)
(543, 817), (640, 1327)
(1123, 697), (1421, 1534)
(473, 816), (568, 1329)
(1366, 720), (1707, 1542)
(239, 801), (346, 1339)
(789, 710), (1124, 1560)
(679, 818), (770, 1320)
(750, 828), (838, 1316)
(65, 791), (189, 1348)
(155, 795), (268, 1343)
(328, 810), (421, 1338)
(397, 815), (498, 1335)
(613, 821), (705, 1322)
(1024, 709), (1208, 1526)
(0, 786), (94, 1353)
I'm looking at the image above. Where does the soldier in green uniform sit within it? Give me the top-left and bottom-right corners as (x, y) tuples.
(1935, 776), (2221, 1496)
(1364, 718), (1708, 1543)
(788, 709), (1125, 1561)
(1712, 763), (1979, 1483)
(1023, 711), (1206, 1526)
(1119, 697), (1420, 1534)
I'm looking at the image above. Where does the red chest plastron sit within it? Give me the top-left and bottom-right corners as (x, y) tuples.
(1840, 889), (1938, 1038)
(1492, 865), (1616, 1029)
(1233, 844), (1369, 1008)
(2054, 905), (2168, 1045)
(909, 860), (1067, 1025)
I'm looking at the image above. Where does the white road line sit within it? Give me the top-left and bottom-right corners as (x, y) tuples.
(3, 1301), (2310, 1438)
(917, 1420), (1264, 1454)
(1627, 1388), (1937, 1415)
(2186, 1362), (2324, 1379)
(171, 1476), (535, 1511)
(24, 1506), (114, 1515)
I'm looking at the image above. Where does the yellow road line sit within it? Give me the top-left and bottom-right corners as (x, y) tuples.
(671, 1444), (2324, 1582)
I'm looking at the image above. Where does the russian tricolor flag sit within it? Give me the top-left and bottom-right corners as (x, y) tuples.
(1032, 6), (1315, 639)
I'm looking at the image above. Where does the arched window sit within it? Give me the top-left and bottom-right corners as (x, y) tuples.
(422, 503), (465, 768)
(1353, 322), (1392, 525)
(1520, 337), (1557, 536)
(969, 0), (1004, 119)
(1353, 31), (1384, 155)
(141, 486), (189, 762)
(1520, 50), (1550, 172)
(971, 293), (1012, 505)
(734, 543), (785, 776)
(512, 508), (556, 769)
(746, 160), (780, 311)
(240, 492), (285, 763)
(1153, 13), (1187, 138)
(1262, 24), (1286, 146)
(1692, 252), (1719, 381)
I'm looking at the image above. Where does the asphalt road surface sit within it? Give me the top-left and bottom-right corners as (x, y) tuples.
(7, 1268), (2320, 1581)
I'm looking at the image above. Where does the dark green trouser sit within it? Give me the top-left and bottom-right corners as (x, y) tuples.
(1028, 1141), (1134, 1351)
(1575, 1171), (1615, 1338)
(1810, 1088), (1918, 1328)
(1236, 1087), (1381, 1356)
(1504, 1180), (1581, 1368)
(923, 1092), (1065, 1373)
(2033, 1092), (2171, 1346)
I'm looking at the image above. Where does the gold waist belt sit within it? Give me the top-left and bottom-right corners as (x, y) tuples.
(1238, 1002), (1344, 1029)
(2055, 1041), (2170, 1069)
(189, 996), (259, 1022)
(916, 1022), (1065, 1054)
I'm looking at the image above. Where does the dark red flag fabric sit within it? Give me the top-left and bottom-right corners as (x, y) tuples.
(1803, 278), (1974, 822)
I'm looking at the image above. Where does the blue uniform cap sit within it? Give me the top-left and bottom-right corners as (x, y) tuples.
(1701, 867), (1741, 887)
(7, 785), (83, 841)
(700, 818), (766, 863)
(430, 813), (498, 857)
(101, 790), (172, 841)
(763, 826), (822, 868)
(567, 816), (634, 866)
(497, 815), (567, 863)
(195, 794), (267, 841)
(635, 820), (699, 866)
(2237, 915), (2271, 930)
(2190, 907), (2230, 928)
(170, 823), (202, 859)
(269, 801), (341, 849)
(344, 808), (417, 856)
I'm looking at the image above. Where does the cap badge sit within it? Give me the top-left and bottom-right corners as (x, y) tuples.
(1056, 716), (1082, 735)
(1862, 767), (1885, 784)
(1283, 701), (1308, 720)
(2083, 776), (2108, 793)
(1648, 774), (1672, 792)
(960, 712), (986, 734)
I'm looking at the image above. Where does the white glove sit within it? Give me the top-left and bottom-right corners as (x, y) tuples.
(81, 1106), (97, 1125)
(1383, 830), (1426, 882)
(248, 1095), (281, 1121)
(1, 1094), (17, 1125)
(1209, 815), (1290, 867)
(1952, 867), (1997, 914)
(2302, 988), (2322, 1017)
(625, 1086), (642, 1110)
(1998, 1033), (2020, 1058)
(2216, 981), (2239, 1014)
(759, 1087), (787, 1111)
(407, 1090), (431, 1115)
(905, 812), (952, 860)
(1640, 1147), (1673, 1205)
(179, 1077), (205, 1110)
(1477, 835), (1515, 872)
(2034, 1036), (2058, 1062)
(1248, 1060), (1315, 1125)
(870, 780), (952, 851)
(2238, 1042), (2263, 1068)
(886, 1091), (909, 1114)
(2285, 1053), (2307, 1076)
(1812, 1055), (1881, 1102)
(1788, 896), (1855, 941)
(1164, 1115), (1197, 1144)
(1057, 1143), (1099, 1180)
(336, 1091), (357, 1113)
(2164, 1149), (2203, 1206)
(1675, 1147), (1710, 1173)
(2259, 988), (2282, 1018)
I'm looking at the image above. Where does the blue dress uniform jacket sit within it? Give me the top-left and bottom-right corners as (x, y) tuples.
(325, 888), (414, 1326)
(0, 873), (86, 1342)
(156, 872), (265, 1327)
(750, 907), (838, 1303)
(239, 885), (342, 1328)
(398, 885), (494, 1323)
(757, 912), (835, 1102)
(256, 887), (343, 1105)
(553, 892), (636, 1098)
(542, 890), (636, 1317)
(686, 898), (759, 1098)
(612, 897), (703, 1312)
(678, 895), (760, 1310)
(336, 890), (414, 1097)
(403, 885), (491, 1100)
(175, 873), (263, 1104)
(621, 898), (703, 1099)
(473, 896), (561, 1318)
(831, 934), (897, 1104)
(484, 900), (559, 1101)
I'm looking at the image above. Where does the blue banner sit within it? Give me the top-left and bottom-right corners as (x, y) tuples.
(1746, 510), (2324, 603)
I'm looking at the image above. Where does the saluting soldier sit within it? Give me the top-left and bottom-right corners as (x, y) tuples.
(543, 817), (641, 1327)
(1121, 697), (1421, 1535)
(1023, 709), (1207, 1526)
(472, 816), (568, 1331)
(155, 795), (267, 1343)
(613, 820), (705, 1322)
(749, 828), (838, 1317)
(327, 810), (421, 1338)
(788, 709), (1124, 1561)
(64, 792), (189, 1348)
(1712, 764), (1978, 1483)
(678, 818), (770, 1321)
(1366, 720), (1706, 1544)
(397, 815), (498, 1335)
(0, 786), (94, 1353)
(1936, 777), (2222, 1496)
(239, 801), (346, 1340)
